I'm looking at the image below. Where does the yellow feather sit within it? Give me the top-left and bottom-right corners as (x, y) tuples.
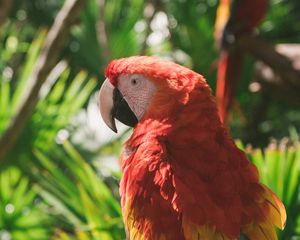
(262, 185), (287, 229)
(214, 0), (231, 42)
(243, 222), (278, 240)
(183, 216), (233, 240)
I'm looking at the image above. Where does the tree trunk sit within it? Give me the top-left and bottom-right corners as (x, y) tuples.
(0, 0), (86, 162)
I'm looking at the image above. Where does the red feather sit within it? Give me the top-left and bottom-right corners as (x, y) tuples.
(215, 0), (268, 123)
(105, 56), (286, 239)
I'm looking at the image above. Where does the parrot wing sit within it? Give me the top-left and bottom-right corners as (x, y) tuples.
(165, 128), (286, 240)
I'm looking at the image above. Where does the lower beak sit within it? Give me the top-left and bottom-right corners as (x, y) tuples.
(99, 79), (138, 133)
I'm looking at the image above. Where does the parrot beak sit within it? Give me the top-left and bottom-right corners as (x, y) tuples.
(99, 79), (138, 133)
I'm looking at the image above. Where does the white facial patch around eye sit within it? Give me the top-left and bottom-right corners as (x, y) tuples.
(118, 74), (157, 121)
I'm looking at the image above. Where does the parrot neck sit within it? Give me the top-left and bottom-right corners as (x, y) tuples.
(128, 83), (227, 153)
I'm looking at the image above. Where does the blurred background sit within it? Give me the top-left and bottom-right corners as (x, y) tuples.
(0, 0), (299, 239)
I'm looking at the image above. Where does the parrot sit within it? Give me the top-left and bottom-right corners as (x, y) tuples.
(99, 56), (286, 240)
(215, 0), (268, 123)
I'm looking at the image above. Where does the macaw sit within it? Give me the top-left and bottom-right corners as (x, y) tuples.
(215, 0), (268, 123)
(99, 56), (286, 240)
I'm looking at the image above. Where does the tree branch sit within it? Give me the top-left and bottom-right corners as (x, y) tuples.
(238, 35), (300, 89)
(0, 0), (86, 162)
(0, 0), (15, 28)
(237, 35), (300, 106)
(96, 0), (111, 66)
(253, 59), (300, 106)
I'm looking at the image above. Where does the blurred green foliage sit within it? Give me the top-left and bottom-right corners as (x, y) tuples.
(238, 138), (300, 239)
(0, 167), (52, 240)
(0, 0), (299, 239)
(8, 0), (299, 146)
(32, 140), (124, 239)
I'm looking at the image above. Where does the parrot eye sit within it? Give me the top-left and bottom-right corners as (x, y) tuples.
(130, 77), (140, 86)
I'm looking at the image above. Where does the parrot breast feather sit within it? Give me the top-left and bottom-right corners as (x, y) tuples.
(119, 130), (184, 240)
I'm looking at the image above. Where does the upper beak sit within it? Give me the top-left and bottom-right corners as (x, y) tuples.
(99, 79), (117, 132)
(99, 79), (138, 133)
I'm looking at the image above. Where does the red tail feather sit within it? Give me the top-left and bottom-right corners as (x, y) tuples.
(216, 51), (244, 123)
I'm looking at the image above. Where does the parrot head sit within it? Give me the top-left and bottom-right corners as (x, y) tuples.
(99, 56), (217, 133)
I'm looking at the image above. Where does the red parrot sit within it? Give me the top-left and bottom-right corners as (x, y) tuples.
(99, 56), (286, 239)
(215, 0), (268, 123)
